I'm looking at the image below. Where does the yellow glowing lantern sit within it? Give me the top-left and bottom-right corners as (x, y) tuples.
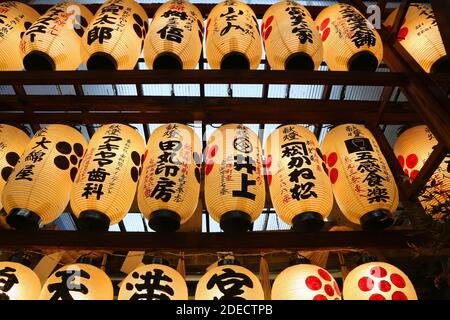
(2, 125), (88, 230)
(195, 260), (264, 300)
(272, 260), (341, 300)
(40, 263), (113, 300)
(118, 262), (188, 300)
(394, 125), (450, 221)
(137, 123), (201, 232)
(204, 124), (265, 232)
(343, 261), (417, 300)
(265, 125), (332, 231)
(205, 0), (262, 69)
(0, 1), (39, 71)
(70, 124), (145, 231)
(321, 124), (399, 230)
(0, 125), (30, 211)
(262, 1), (323, 70)
(81, 0), (148, 70)
(0, 261), (41, 300)
(315, 3), (383, 71)
(144, 0), (204, 70)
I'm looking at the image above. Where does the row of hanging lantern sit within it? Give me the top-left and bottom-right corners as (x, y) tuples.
(1, 0), (447, 72)
(0, 255), (418, 300)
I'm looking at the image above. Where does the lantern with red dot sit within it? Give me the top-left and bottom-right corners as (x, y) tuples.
(343, 261), (418, 300)
(272, 258), (342, 300)
(321, 124), (399, 230)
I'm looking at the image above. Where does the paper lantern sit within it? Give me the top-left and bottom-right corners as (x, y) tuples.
(262, 1), (323, 70)
(118, 263), (188, 300)
(385, 4), (447, 73)
(204, 124), (265, 232)
(0, 261), (41, 300)
(272, 261), (341, 300)
(137, 123), (201, 232)
(70, 124), (145, 231)
(20, 2), (93, 70)
(0, 1), (39, 71)
(315, 3), (383, 71)
(265, 125), (332, 231)
(343, 262), (417, 300)
(205, 0), (262, 69)
(321, 124), (399, 230)
(195, 260), (264, 300)
(40, 263), (113, 300)
(81, 0), (148, 70)
(394, 125), (450, 221)
(0, 125), (30, 211)
(2, 125), (88, 229)
(144, 0), (203, 70)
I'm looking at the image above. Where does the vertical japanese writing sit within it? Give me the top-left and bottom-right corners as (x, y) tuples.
(339, 4), (376, 48)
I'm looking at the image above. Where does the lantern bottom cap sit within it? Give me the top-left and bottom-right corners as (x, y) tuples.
(153, 52), (183, 70)
(221, 52), (250, 70)
(148, 210), (181, 232)
(431, 56), (450, 74)
(360, 209), (393, 231)
(348, 51), (379, 72)
(285, 52), (315, 71)
(220, 211), (252, 233)
(78, 210), (111, 232)
(6, 208), (42, 230)
(87, 52), (118, 70)
(23, 51), (55, 71)
(292, 212), (324, 232)
(218, 258), (241, 266)
(148, 257), (170, 266)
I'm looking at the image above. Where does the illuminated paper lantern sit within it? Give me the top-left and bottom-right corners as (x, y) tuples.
(138, 123), (201, 232)
(70, 124), (145, 231)
(343, 261), (417, 300)
(265, 125), (332, 231)
(144, 0), (204, 70)
(0, 1), (39, 71)
(394, 125), (450, 221)
(118, 263), (188, 300)
(82, 0), (148, 70)
(321, 124), (399, 230)
(385, 4), (447, 73)
(272, 260), (341, 300)
(0, 125), (30, 211)
(2, 125), (88, 229)
(205, 0), (262, 69)
(315, 3), (383, 71)
(20, 2), (93, 70)
(262, 1), (323, 70)
(0, 261), (41, 300)
(40, 263), (113, 300)
(204, 124), (265, 232)
(195, 260), (264, 300)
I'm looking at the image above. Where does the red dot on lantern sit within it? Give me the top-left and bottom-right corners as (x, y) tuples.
(391, 274), (406, 288)
(267, 172), (272, 186)
(313, 294), (327, 300)
(410, 170), (419, 183)
(369, 293), (386, 300)
(358, 277), (374, 291)
(404, 169), (409, 176)
(406, 154), (418, 169)
(397, 155), (405, 168)
(379, 280), (391, 292)
(329, 168), (338, 184)
(205, 160), (214, 176)
(266, 155), (272, 169)
(392, 291), (408, 300)
(370, 266), (387, 278)
(320, 18), (330, 31)
(325, 284), (334, 296)
(305, 276), (322, 291)
(327, 152), (337, 167)
(266, 15), (274, 27)
(397, 26), (409, 41)
(322, 28), (330, 41)
(318, 268), (331, 281)
(264, 26), (272, 40)
(209, 145), (218, 158)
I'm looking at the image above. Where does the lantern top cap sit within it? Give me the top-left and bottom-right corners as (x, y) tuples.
(218, 258), (241, 266)
(290, 256), (311, 266)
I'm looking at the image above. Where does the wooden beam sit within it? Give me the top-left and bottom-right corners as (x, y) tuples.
(431, 0), (450, 58)
(389, 0), (411, 43)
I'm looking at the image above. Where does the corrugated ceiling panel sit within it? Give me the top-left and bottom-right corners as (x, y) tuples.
(0, 86), (14, 95)
(345, 86), (384, 101)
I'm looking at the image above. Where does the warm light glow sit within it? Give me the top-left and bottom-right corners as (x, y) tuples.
(0, 261), (41, 300)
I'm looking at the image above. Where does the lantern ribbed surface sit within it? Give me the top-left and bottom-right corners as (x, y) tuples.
(204, 124), (265, 232)
(82, 0), (148, 70)
(118, 263), (189, 300)
(321, 124), (399, 229)
(0, 261), (41, 300)
(265, 125), (332, 231)
(0, 125), (30, 211)
(394, 125), (450, 221)
(272, 264), (341, 300)
(0, 1), (39, 71)
(2, 125), (88, 228)
(205, 0), (262, 69)
(137, 123), (201, 232)
(343, 262), (418, 300)
(40, 263), (114, 300)
(70, 124), (145, 230)
(20, 2), (93, 71)
(262, 1), (323, 70)
(144, 0), (204, 70)
(315, 3), (383, 71)
(195, 264), (264, 300)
